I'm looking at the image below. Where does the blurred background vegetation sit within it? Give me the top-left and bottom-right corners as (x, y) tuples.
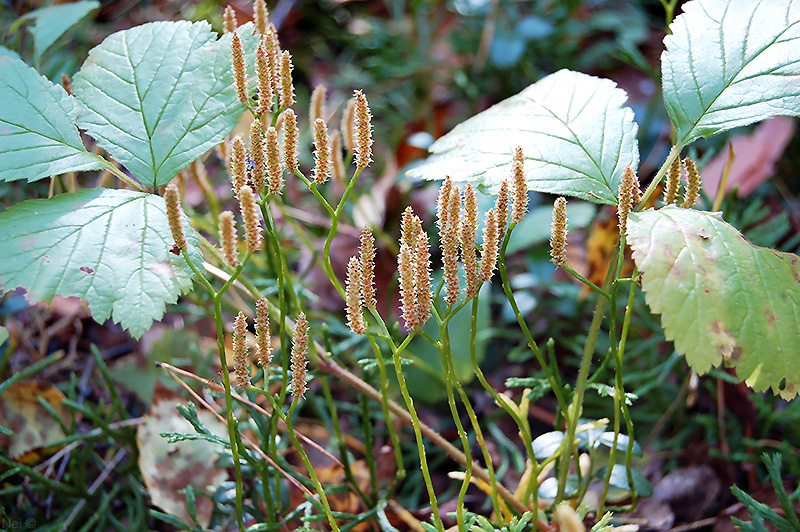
(2, 0), (800, 529)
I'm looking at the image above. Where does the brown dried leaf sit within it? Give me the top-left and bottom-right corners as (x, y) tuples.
(702, 116), (796, 197)
(136, 387), (228, 528)
(0, 380), (69, 463)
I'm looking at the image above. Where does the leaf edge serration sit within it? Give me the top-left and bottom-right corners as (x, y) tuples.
(0, 189), (201, 339)
(627, 206), (800, 400)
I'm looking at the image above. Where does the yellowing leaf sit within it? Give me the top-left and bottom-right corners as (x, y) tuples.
(627, 206), (800, 399)
(0, 381), (69, 462)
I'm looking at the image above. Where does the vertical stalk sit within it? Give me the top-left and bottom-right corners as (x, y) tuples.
(181, 253), (247, 531)
(558, 144), (681, 502)
(389, 332), (445, 532)
(555, 252), (617, 501)
(466, 298), (509, 519)
(498, 226), (569, 418)
(437, 320), (473, 532)
(261, 393), (342, 532)
(366, 333), (406, 480)
(360, 391), (379, 501)
(320, 377), (371, 504)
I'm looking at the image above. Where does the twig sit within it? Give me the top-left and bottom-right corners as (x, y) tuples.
(59, 448), (127, 532)
(162, 364), (317, 499)
(665, 517), (718, 532)
(157, 361), (343, 468)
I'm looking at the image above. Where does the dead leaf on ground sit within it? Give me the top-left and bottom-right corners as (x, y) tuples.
(581, 186), (661, 295)
(702, 116), (796, 198)
(582, 206), (635, 296)
(0, 380), (70, 463)
(651, 464), (721, 522)
(137, 385), (228, 528)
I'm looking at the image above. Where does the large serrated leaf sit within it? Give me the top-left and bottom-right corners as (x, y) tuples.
(23, 1), (100, 60)
(72, 21), (260, 190)
(627, 206), (800, 399)
(408, 69), (639, 205)
(0, 54), (103, 183)
(662, 0), (800, 147)
(0, 189), (202, 339)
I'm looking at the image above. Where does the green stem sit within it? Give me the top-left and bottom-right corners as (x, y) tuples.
(295, 169), (335, 217)
(466, 298), (511, 518)
(0, 351), (62, 396)
(366, 333), (406, 479)
(182, 251), (247, 531)
(563, 264), (610, 300)
(388, 330), (445, 532)
(599, 277), (638, 513)
(260, 200), (293, 406)
(555, 251), (617, 501)
(436, 319), (472, 532)
(498, 225), (569, 417)
(259, 392), (342, 532)
(320, 377), (372, 505)
(637, 145), (681, 211)
(558, 144), (682, 502)
(360, 391), (379, 501)
(94, 156), (147, 192)
(322, 167), (364, 300)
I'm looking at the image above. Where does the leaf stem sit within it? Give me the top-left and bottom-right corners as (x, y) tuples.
(637, 144), (681, 211)
(555, 249), (618, 501)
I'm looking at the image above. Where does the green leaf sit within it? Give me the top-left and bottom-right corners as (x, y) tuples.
(23, 1), (99, 61)
(0, 189), (201, 338)
(0, 326), (7, 346)
(0, 54), (104, 183)
(662, 0), (800, 147)
(72, 21), (260, 190)
(0, 45), (22, 62)
(408, 69), (639, 205)
(627, 206), (800, 399)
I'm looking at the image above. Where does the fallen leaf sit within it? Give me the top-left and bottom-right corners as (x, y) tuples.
(137, 386), (229, 528)
(651, 465), (721, 522)
(702, 116), (796, 197)
(0, 381), (69, 463)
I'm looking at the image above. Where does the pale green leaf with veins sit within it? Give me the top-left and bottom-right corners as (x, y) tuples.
(408, 69), (639, 205)
(0, 189), (202, 339)
(0, 54), (104, 183)
(72, 21), (260, 190)
(627, 206), (800, 399)
(662, 0), (800, 147)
